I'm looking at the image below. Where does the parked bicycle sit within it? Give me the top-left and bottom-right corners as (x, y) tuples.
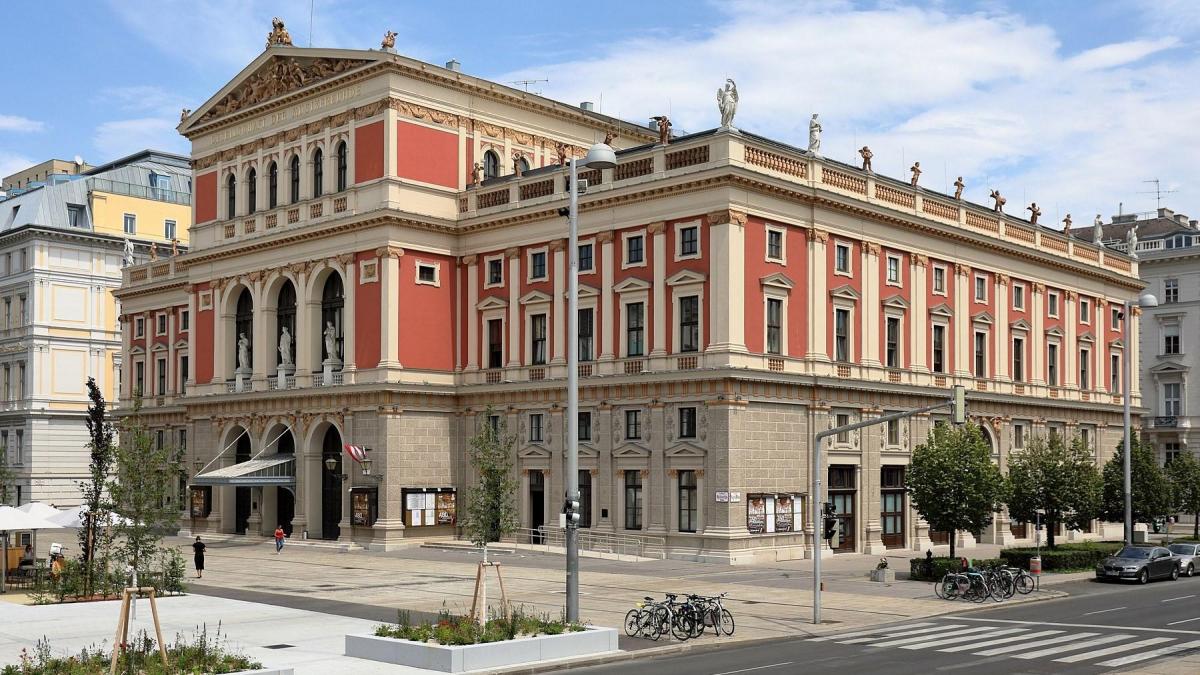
(935, 562), (1034, 602)
(625, 592), (735, 640)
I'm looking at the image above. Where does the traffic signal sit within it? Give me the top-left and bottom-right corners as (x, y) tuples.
(563, 497), (581, 526)
(822, 501), (838, 541)
(951, 384), (967, 425)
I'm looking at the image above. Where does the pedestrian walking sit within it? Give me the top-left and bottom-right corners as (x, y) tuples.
(274, 525), (286, 554)
(192, 536), (207, 579)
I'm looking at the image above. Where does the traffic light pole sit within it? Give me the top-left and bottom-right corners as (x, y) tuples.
(565, 157), (581, 622)
(811, 386), (965, 625)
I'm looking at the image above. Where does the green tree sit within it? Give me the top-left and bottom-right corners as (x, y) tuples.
(78, 377), (116, 597)
(1102, 436), (1172, 527)
(1167, 452), (1200, 540)
(108, 399), (184, 580)
(906, 422), (1006, 559)
(461, 410), (520, 551)
(1006, 434), (1102, 549)
(0, 444), (12, 505)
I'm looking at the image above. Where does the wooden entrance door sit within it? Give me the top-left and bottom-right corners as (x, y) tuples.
(829, 466), (856, 553)
(881, 466), (905, 549)
(529, 470), (545, 543)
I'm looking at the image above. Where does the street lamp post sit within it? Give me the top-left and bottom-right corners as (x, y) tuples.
(565, 143), (615, 622)
(1123, 290), (1158, 546)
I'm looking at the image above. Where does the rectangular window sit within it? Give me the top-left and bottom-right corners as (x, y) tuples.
(1166, 442), (1182, 465)
(180, 310), (189, 331)
(18, 296), (25, 325)
(624, 471), (643, 530)
(487, 258), (503, 285)
(974, 331), (987, 377)
(680, 225), (698, 256)
(164, 219), (176, 240)
(1013, 283), (1025, 310)
(1080, 348), (1090, 389)
(767, 229), (784, 260)
(679, 407), (697, 438)
(1164, 383), (1182, 416)
(933, 266), (946, 294)
(156, 313), (167, 335)
(1047, 343), (1059, 386)
(680, 295), (700, 353)
(1080, 298), (1090, 323)
(1048, 292), (1060, 317)
(578, 308), (594, 362)
(974, 275), (987, 302)
(67, 204), (85, 228)
(678, 470), (697, 533)
(625, 409), (641, 439)
(417, 263), (437, 284)
(179, 429), (187, 451)
(578, 412), (591, 441)
(1165, 279), (1180, 304)
(932, 324), (946, 373)
(135, 317), (145, 338)
(1164, 324), (1181, 355)
(531, 314), (547, 365)
(1012, 337), (1025, 382)
(578, 243), (593, 272)
(836, 413), (850, 443)
(885, 316), (900, 368)
(156, 430), (165, 450)
(1111, 307), (1121, 331)
(834, 243), (851, 273)
(886, 255), (901, 284)
(179, 355), (189, 394)
(1014, 423), (1025, 449)
(530, 251), (547, 279)
(488, 415), (500, 434)
(135, 361), (144, 396)
(834, 308), (850, 362)
(886, 418), (900, 446)
(626, 235), (644, 264)
(156, 357), (166, 395)
(14, 430), (22, 465)
(123, 213), (136, 234)
(766, 298), (782, 355)
(626, 302), (645, 357)
(529, 414), (543, 442)
(1111, 354), (1121, 391)
(487, 318), (503, 369)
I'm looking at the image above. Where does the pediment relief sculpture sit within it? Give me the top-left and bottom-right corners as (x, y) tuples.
(198, 57), (370, 123)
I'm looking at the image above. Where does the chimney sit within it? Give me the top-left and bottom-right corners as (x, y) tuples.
(1159, 207), (1175, 219)
(1174, 213), (1189, 225)
(445, 59), (461, 72)
(579, 101), (594, 112)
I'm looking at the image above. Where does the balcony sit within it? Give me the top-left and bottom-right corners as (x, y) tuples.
(88, 178), (191, 206)
(1154, 416), (1179, 428)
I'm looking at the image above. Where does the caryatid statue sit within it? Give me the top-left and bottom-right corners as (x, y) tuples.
(808, 113), (822, 154)
(990, 189), (1006, 213)
(1062, 213), (1072, 235)
(858, 146), (873, 173)
(716, 79), (738, 128)
(1093, 214), (1104, 244)
(909, 162), (922, 187)
(323, 321), (338, 360)
(953, 177), (965, 200)
(1027, 202), (1041, 225)
(237, 333), (251, 371)
(278, 326), (293, 366)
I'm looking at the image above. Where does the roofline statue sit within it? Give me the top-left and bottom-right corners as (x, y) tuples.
(717, 79), (738, 129)
(266, 17), (294, 49)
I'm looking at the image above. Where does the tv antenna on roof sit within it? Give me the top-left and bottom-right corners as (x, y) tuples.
(511, 79), (549, 94)
(1138, 178), (1177, 210)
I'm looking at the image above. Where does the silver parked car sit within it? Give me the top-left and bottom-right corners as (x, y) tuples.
(1096, 545), (1180, 584)
(1168, 543), (1200, 577)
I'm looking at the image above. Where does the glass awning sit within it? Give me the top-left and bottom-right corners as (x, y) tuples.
(191, 454), (295, 487)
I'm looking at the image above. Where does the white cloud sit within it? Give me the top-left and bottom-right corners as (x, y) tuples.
(93, 118), (188, 161)
(499, 2), (1199, 222)
(0, 115), (45, 133)
(99, 85), (189, 117)
(0, 152), (36, 180)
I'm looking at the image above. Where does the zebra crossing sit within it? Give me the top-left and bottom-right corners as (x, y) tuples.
(809, 620), (1200, 668)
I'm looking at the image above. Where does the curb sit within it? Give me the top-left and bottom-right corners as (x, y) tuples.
(490, 634), (798, 675)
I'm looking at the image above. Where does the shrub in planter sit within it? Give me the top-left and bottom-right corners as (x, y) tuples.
(1000, 542), (1123, 572)
(374, 605), (587, 646)
(909, 556), (962, 581)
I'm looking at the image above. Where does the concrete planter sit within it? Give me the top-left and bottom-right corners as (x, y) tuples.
(870, 568), (896, 583)
(346, 627), (618, 673)
(231, 669), (293, 675)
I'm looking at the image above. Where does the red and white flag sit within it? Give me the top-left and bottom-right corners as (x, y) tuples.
(343, 444), (367, 463)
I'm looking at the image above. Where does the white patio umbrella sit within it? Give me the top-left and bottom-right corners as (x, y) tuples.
(0, 506), (61, 593)
(49, 504), (133, 529)
(16, 502), (69, 565)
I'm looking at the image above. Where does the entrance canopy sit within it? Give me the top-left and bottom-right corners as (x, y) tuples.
(192, 454), (295, 487)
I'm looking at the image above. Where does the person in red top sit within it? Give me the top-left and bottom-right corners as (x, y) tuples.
(274, 525), (286, 554)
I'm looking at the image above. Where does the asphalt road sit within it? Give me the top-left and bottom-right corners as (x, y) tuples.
(565, 575), (1200, 675)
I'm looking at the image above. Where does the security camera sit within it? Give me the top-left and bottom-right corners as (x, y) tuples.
(557, 207), (570, 218)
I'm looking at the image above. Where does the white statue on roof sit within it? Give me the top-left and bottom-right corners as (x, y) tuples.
(1127, 225), (1139, 259)
(717, 79), (738, 129)
(1093, 214), (1104, 244)
(808, 114), (822, 154)
(122, 238), (135, 267)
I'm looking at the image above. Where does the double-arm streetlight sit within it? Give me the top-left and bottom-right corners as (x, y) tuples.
(1122, 290), (1158, 545)
(565, 142), (616, 622)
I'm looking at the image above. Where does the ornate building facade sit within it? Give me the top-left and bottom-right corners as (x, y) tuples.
(116, 37), (1143, 562)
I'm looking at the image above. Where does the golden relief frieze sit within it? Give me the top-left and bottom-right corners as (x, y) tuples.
(198, 57), (370, 124)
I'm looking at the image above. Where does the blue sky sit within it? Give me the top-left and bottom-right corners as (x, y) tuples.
(2, 0), (1198, 222)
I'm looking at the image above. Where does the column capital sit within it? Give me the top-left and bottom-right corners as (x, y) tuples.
(549, 238), (567, 252)
(462, 254), (478, 265)
(336, 253), (356, 266)
(811, 228), (829, 244)
(1032, 282), (1046, 294)
(707, 209), (747, 227)
(996, 273), (1010, 286)
(954, 262), (972, 277)
(375, 245), (404, 259)
(647, 221), (666, 235)
(913, 253), (928, 268)
(505, 246), (520, 259)
(597, 230), (615, 244)
(864, 241), (881, 257)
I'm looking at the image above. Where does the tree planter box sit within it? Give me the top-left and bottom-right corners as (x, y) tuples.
(345, 627), (618, 673)
(870, 568), (896, 583)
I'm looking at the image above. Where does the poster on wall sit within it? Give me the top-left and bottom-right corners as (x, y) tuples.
(402, 488), (456, 527)
(190, 487), (211, 518)
(747, 494), (767, 534)
(746, 492), (804, 534)
(775, 495), (794, 532)
(351, 487), (378, 527)
(436, 492), (457, 525)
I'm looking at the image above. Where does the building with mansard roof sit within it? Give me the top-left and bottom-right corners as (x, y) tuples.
(115, 28), (1143, 562)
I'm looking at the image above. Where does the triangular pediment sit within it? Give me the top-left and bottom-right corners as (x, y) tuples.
(613, 443), (651, 458)
(613, 277), (651, 293)
(1046, 326), (1064, 338)
(184, 48), (374, 129)
(929, 303), (953, 318)
(829, 285), (860, 301)
(129, 345), (145, 356)
(882, 295), (909, 310)
(174, 339), (189, 349)
(667, 269), (707, 286)
(1110, 338), (1126, 349)
(972, 311), (994, 325)
(477, 296), (508, 310)
(519, 290), (552, 305)
(578, 444), (600, 459)
(665, 443), (707, 458)
(1078, 331), (1095, 343)
(518, 445), (551, 459)
(760, 272), (795, 290)
(151, 342), (169, 352)
(1150, 360), (1189, 373)
(1011, 319), (1031, 331)
(578, 284), (599, 298)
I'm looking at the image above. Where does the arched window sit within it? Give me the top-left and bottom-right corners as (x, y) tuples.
(289, 155), (300, 204)
(268, 161), (278, 209)
(312, 148), (324, 198)
(320, 274), (344, 363)
(321, 425), (342, 539)
(235, 289), (253, 371)
(226, 173), (236, 218)
(247, 167), (257, 214)
(276, 281), (296, 367)
(277, 430), (295, 454)
(483, 150), (500, 179)
(336, 141), (348, 192)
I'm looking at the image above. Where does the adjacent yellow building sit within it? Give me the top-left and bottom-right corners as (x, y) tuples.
(0, 149), (191, 505)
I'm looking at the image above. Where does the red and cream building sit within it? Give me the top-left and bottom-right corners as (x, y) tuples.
(115, 34), (1143, 562)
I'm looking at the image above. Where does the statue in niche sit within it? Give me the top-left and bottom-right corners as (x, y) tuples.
(324, 321), (338, 360)
(716, 79), (738, 128)
(237, 333), (251, 371)
(278, 326), (293, 366)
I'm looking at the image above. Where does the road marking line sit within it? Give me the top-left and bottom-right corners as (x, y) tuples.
(938, 630), (1064, 652)
(870, 625), (999, 648)
(1168, 617), (1200, 626)
(973, 632), (1099, 657)
(898, 627), (1029, 650)
(1053, 637), (1174, 663)
(838, 625), (964, 644)
(808, 622), (935, 641)
(713, 662), (795, 675)
(1097, 639), (1200, 667)
(1081, 606), (1126, 616)
(1163, 594), (1196, 603)
(957, 617), (1200, 635)
(1014, 633), (1136, 660)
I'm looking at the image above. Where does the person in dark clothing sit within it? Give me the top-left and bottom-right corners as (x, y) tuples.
(192, 536), (207, 578)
